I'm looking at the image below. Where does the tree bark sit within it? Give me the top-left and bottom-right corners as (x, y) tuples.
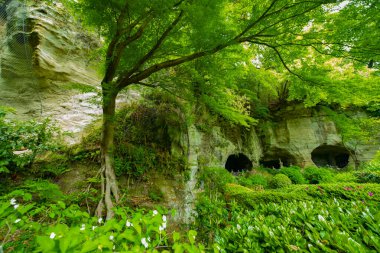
(95, 86), (120, 220)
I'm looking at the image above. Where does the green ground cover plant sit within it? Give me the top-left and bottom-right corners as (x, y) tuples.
(214, 199), (380, 252)
(0, 190), (204, 253)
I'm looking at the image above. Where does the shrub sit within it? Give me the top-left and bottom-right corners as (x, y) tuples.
(0, 108), (59, 175)
(303, 167), (334, 184)
(225, 184), (310, 207)
(279, 166), (306, 184)
(269, 174), (292, 189)
(199, 167), (236, 193)
(354, 171), (380, 183)
(333, 172), (357, 183)
(363, 151), (380, 171)
(281, 183), (380, 202)
(248, 174), (269, 188)
(237, 174), (269, 189)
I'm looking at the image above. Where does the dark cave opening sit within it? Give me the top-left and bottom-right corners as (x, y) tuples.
(259, 149), (296, 169)
(260, 157), (294, 169)
(225, 153), (253, 173)
(311, 145), (350, 168)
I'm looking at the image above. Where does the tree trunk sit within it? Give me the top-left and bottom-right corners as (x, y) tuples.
(96, 87), (120, 220)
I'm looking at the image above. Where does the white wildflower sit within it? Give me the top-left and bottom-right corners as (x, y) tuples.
(10, 198), (17, 205)
(159, 225), (164, 231)
(162, 222), (167, 229)
(92, 226), (97, 231)
(153, 210), (158, 216)
(162, 215), (167, 222)
(98, 217), (103, 224)
(318, 215), (325, 222)
(141, 237), (149, 248)
(80, 224), (85, 231)
(109, 235), (114, 241)
(126, 220), (133, 227)
(50, 232), (56, 239)
(14, 204), (19, 209)
(14, 219), (21, 223)
(236, 224), (241, 230)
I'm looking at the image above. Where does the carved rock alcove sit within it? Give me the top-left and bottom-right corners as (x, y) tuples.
(311, 145), (350, 168)
(260, 148), (297, 169)
(225, 153), (253, 172)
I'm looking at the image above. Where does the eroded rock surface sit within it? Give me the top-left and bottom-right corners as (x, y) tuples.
(0, 0), (105, 143)
(259, 105), (379, 168)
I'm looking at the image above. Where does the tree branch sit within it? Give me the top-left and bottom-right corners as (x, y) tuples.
(116, 43), (233, 89)
(122, 10), (184, 82)
(240, 3), (322, 43)
(102, 16), (152, 84)
(233, 0), (278, 40)
(249, 40), (306, 81)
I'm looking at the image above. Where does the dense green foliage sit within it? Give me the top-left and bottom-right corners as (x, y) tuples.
(0, 108), (57, 175)
(1, 0), (380, 251)
(214, 200), (380, 252)
(269, 174), (292, 189)
(0, 187), (204, 252)
(237, 173), (269, 189)
(193, 166), (380, 252)
(304, 167), (335, 184)
(278, 166), (306, 184)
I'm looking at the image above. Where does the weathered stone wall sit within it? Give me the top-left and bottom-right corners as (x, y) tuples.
(259, 104), (379, 168)
(0, 0), (101, 143)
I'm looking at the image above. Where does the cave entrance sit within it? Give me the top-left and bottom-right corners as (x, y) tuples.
(311, 145), (350, 168)
(225, 153), (253, 173)
(259, 149), (296, 169)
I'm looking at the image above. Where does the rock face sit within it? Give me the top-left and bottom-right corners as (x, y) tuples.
(258, 105), (379, 169)
(0, 0), (103, 142)
(189, 104), (378, 172)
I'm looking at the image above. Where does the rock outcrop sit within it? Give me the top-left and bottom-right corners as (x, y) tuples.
(0, 0), (103, 142)
(259, 105), (379, 168)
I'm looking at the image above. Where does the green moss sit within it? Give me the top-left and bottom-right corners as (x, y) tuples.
(148, 187), (164, 202)
(62, 82), (97, 93)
